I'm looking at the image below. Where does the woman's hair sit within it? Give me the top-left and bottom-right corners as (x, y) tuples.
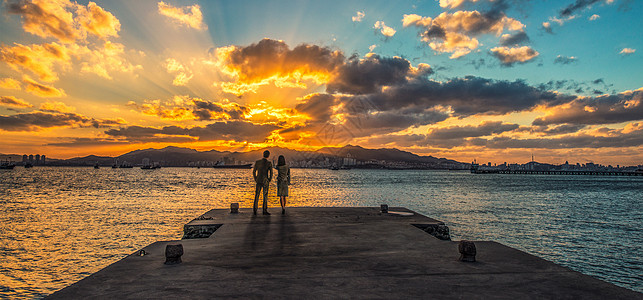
(277, 155), (286, 166)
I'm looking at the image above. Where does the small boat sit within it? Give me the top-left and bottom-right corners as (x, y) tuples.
(212, 162), (252, 169)
(141, 162), (161, 169)
(1, 159), (16, 169)
(330, 166), (351, 170)
(24, 162), (33, 168)
(94, 163), (100, 169)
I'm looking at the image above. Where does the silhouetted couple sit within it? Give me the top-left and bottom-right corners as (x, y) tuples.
(253, 150), (290, 215)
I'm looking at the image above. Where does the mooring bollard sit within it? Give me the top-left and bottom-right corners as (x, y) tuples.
(458, 240), (476, 262)
(381, 204), (389, 213)
(165, 243), (183, 265)
(230, 202), (239, 214)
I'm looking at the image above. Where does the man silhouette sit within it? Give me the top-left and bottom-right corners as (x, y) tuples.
(253, 150), (273, 215)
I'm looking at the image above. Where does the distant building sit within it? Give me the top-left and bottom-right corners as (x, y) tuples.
(35, 154), (41, 165)
(22, 155), (27, 163)
(343, 153), (356, 166)
(41, 155), (45, 164)
(28, 154), (33, 163)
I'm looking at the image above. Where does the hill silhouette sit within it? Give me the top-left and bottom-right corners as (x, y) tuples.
(35, 145), (467, 168)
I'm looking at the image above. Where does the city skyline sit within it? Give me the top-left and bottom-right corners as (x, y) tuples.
(1, 0), (643, 165)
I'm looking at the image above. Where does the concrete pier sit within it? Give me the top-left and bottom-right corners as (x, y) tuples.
(47, 207), (640, 299)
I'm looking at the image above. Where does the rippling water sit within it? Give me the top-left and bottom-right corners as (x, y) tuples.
(1, 167), (641, 298)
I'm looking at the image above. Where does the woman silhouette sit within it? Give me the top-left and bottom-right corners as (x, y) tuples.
(275, 155), (291, 214)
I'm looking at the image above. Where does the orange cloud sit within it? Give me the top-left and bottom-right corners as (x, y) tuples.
(133, 98), (194, 121)
(0, 78), (22, 90)
(0, 42), (70, 82)
(6, 0), (78, 42)
(434, 11), (523, 34)
(165, 58), (193, 86)
(23, 76), (66, 97)
(76, 1), (121, 38)
(0, 110), (124, 132)
(2, 1), (135, 81)
(39, 101), (76, 113)
(214, 39), (344, 96)
(403, 11), (524, 58)
(374, 21), (396, 37)
(430, 32), (479, 59)
(129, 95), (249, 122)
(620, 48), (636, 55)
(352, 11), (365, 22)
(490, 46), (539, 65)
(0, 96), (33, 108)
(77, 41), (141, 79)
(6, 0), (121, 42)
(438, 0), (483, 9)
(244, 101), (309, 128)
(158, 1), (207, 30)
(533, 89), (643, 126)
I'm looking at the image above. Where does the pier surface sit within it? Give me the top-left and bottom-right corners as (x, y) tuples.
(47, 207), (640, 299)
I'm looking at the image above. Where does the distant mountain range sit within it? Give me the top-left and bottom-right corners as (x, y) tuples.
(3, 145), (466, 169)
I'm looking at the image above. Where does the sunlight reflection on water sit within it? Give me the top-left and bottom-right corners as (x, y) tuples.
(0, 167), (641, 298)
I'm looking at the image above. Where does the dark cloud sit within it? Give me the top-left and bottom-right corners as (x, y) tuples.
(533, 89), (643, 125)
(291, 95), (448, 143)
(0, 96), (32, 108)
(362, 123), (643, 149)
(295, 93), (336, 123)
(554, 55), (577, 64)
(560, 0), (602, 17)
(47, 137), (132, 146)
(345, 108), (449, 133)
(425, 25), (446, 39)
(0, 111), (123, 131)
(500, 31), (530, 46)
(484, 128), (643, 148)
(327, 54), (432, 95)
(538, 80), (571, 90)
(292, 75), (574, 143)
(349, 76), (569, 117)
(467, 58), (487, 70)
(105, 121), (279, 143)
(426, 121), (519, 140)
(537, 79), (613, 95)
(537, 124), (587, 135)
(128, 97), (249, 121)
(23, 77), (66, 97)
(189, 121), (278, 142)
(192, 100), (248, 120)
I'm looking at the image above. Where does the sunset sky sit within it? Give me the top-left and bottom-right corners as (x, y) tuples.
(1, 0), (642, 165)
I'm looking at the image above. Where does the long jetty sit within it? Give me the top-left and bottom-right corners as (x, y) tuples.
(473, 169), (643, 176)
(46, 207), (640, 299)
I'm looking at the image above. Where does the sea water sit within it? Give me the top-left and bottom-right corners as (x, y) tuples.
(0, 167), (641, 298)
